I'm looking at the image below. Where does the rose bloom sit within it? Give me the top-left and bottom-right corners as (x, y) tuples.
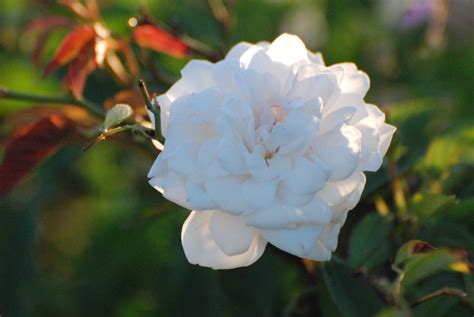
(148, 34), (396, 269)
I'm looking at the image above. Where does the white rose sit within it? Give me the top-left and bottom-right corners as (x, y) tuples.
(148, 34), (396, 269)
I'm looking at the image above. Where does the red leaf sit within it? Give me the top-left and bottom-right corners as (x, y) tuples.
(44, 26), (96, 76)
(8, 106), (98, 129)
(24, 15), (72, 34)
(133, 24), (189, 58)
(0, 115), (75, 198)
(63, 43), (97, 98)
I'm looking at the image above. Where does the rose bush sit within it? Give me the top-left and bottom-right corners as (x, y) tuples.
(148, 34), (396, 269)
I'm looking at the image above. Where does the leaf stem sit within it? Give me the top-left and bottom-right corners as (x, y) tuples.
(0, 86), (104, 118)
(411, 288), (472, 308)
(82, 124), (156, 151)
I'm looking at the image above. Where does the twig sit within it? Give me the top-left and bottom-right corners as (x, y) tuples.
(207, 0), (235, 49)
(82, 124), (156, 151)
(182, 35), (223, 62)
(0, 86), (104, 119)
(411, 288), (472, 308)
(138, 79), (164, 144)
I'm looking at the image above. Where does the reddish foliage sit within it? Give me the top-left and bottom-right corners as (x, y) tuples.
(0, 115), (75, 198)
(63, 43), (97, 98)
(24, 15), (72, 34)
(8, 106), (97, 129)
(44, 26), (96, 76)
(133, 24), (189, 58)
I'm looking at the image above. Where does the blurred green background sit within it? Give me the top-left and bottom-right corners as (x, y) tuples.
(1, 0), (473, 316)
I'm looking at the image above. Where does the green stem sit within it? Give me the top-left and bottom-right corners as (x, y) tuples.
(207, 0), (233, 50)
(138, 79), (165, 144)
(411, 288), (472, 308)
(82, 124), (156, 151)
(0, 86), (104, 119)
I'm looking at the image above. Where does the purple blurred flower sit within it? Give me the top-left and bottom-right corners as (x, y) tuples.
(399, 0), (434, 30)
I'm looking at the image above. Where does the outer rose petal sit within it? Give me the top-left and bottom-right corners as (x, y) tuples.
(317, 172), (365, 207)
(157, 60), (215, 136)
(379, 123), (397, 156)
(266, 33), (309, 65)
(314, 124), (361, 181)
(225, 42), (253, 60)
(261, 225), (326, 259)
(245, 197), (332, 229)
(181, 211), (267, 269)
(330, 63), (370, 97)
(330, 173), (367, 224)
(149, 172), (192, 209)
(355, 104), (397, 171)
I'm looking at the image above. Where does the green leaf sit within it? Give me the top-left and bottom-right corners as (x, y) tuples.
(104, 103), (133, 129)
(409, 193), (456, 219)
(401, 250), (463, 289)
(420, 123), (474, 172)
(348, 213), (393, 270)
(322, 259), (385, 317)
(395, 240), (435, 267)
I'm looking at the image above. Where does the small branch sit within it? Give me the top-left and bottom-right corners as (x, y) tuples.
(138, 79), (165, 143)
(82, 124), (156, 151)
(207, 0), (235, 49)
(411, 288), (472, 308)
(0, 86), (104, 119)
(182, 35), (223, 62)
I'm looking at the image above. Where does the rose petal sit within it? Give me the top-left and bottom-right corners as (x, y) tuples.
(266, 33), (308, 65)
(330, 173), (366, 223)
(317, 172), (365, 207)
(206, 177), (251, 214)
(149, 172), (191, 209)
(330, 63), (370, 97)
(281, 156), (329, 196)
(314, 124), (361, 181)
(242, 178), (277, 209)
(181, 211), (267, 269)
(209, 210), (256, 256)
(261, 225), (324, 257)
(245, 197), (332, 229)
(157, 60), (215, 136)
(186, 182), (218, 211)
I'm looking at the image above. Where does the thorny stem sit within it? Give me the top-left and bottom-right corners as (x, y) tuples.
(411, 288), (472, 308)
(0, 86), (104, 119)
(138, 79), (165, 144)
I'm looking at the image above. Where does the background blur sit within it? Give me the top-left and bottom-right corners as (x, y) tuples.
(1, 0), (473, 316)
